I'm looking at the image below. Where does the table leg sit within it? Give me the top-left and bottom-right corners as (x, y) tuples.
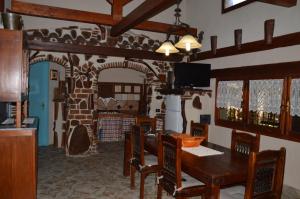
(204, 184), (220, 199)
(123, 133), (131, 176)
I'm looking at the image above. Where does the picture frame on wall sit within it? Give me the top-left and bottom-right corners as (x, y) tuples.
(50, 69), (58, 80)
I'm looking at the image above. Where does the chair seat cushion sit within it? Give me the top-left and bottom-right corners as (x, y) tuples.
(181, 172), (204, 188)
(144, 154), (157, 166)
(220, 185), (245, 199)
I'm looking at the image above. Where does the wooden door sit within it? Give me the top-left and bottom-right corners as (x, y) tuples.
(29, 62), (50, 146)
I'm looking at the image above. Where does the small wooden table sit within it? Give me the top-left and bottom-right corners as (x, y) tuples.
(123, 133), (249, 199)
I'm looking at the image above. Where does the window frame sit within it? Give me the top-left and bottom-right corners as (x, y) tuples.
(214, 61), (300, 142)
(222, 0), (256, 13)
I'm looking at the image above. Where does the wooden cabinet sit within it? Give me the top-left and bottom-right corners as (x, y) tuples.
(0, 30), (27, 101)
(0, 128), (37, 199)
(0, 30), (29, 127)
(98, 82), (145, 114)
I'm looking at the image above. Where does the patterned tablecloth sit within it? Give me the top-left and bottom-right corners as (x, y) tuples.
(97, 114), (135, 142)
(97, 113), (164, 142)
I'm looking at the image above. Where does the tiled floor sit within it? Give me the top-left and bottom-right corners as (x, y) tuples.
(37, 142), (299, 199)
(37, 142), (173, 199)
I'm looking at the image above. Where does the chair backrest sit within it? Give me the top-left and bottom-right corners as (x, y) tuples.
(158, 134), (182, 194)
(131, 125), (146, 166)
(231, 129), (260, 155)
(136, 116), (156, 134)
(245, 147), (286, 199)
(190, 120), (208, 141)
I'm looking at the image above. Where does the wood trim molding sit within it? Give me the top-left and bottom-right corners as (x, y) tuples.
(25, 40), (183, 62)
(190, 31), (300, 61)
(211, 60), (300, 79)
(110, 0), (177, 36)
(222, 0), (296, 13)
(10, 0), (197, 36)
(257, 0), (297, 7)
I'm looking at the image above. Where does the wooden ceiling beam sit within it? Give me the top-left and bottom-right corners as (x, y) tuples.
(106, 0), (133, 6)
(112, 0), (123, 22)
(257, 0), (297, 7)
(11, 0), (113, 25)
(10, 0), (197, 36)
(25, 40), (183, 62)
(110, 0), (177, 37)
(110, 0), (134, 22)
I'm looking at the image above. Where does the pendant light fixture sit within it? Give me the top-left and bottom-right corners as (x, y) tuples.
(156, 0), (202, 56)
(155, 41), (179, 56)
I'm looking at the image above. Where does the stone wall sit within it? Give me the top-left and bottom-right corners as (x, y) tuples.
(28, 26), (170, 155)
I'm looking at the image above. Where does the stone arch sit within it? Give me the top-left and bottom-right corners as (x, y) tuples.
(97, 61), (152, 75)
(29, 54), (69, 69)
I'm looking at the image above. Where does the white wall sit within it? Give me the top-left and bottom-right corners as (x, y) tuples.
(185, 0), (300, 189)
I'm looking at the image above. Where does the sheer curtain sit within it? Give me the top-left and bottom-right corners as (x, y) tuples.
(217, 81), (243, 109)
(249, 79), (283, 114)
(291, 78), (300, 116)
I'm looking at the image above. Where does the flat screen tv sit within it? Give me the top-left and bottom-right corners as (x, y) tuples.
(174, 63), (211, 88)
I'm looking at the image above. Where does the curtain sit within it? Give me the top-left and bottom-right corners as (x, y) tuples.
(217, 81), (243, 109)
(290, 78), (300, 116)
(249, 79), (283, 114)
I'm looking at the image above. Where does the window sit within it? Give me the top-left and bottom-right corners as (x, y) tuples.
(216, 81), (244, 122)
(287, 78), (300, 136)
(222, 0), (255, 13)
(214, 61), (300, 142)
(248, 79), (283, 129)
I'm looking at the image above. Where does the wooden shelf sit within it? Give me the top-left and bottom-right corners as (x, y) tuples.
(157, 88), (212, 97)
(190, 31), (300, 61)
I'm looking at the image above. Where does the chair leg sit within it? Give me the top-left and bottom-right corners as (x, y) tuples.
(130, 165), (136, 189)
(140, 172), (146, 199)
(157, 183), (163, 199)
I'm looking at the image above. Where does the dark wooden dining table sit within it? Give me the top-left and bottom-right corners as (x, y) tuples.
(123, 132), (249, 199)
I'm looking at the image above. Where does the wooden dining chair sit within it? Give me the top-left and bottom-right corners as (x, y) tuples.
(190, 120), (208, 141)
(220, 147), (286, 199)
(130, 125), (161, 199)
(157, 134), (208, 199)
(231, 129), (260, 155)
(136, 115), (157, 134)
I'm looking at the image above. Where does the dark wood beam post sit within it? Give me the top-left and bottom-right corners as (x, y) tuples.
(10, 0), (197, 36)
(0, 0), (4, 12)
(110, 0), (177, 36)
(107, 0), (133, 6)
(112, 0), (123, 22)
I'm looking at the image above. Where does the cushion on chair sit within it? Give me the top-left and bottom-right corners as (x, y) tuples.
(181, 172), (204, 188)
(144, 154), (157, 166)
(220, 185), (245, 199)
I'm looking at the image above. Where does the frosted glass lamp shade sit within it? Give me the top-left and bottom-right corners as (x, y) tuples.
(175, 35), (202, 51)
(155, 41), (179, 56)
